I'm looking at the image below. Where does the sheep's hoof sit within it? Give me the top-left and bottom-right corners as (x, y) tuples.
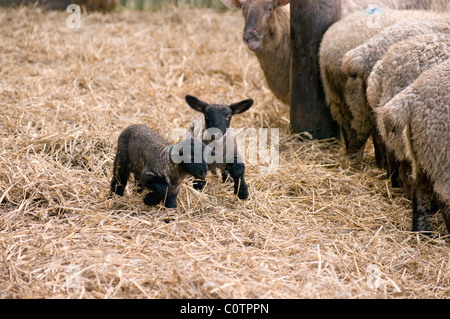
(143, 193), (162, 206)
(193, 179), (206, 190)
(110, 186), (125, 197)
(236, 185), (249, 200)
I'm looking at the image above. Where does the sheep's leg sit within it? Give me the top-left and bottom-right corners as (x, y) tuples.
(344, 125), (367, 159)
(341, 124), (351, 151)
(439, 202), (450, 235)
(228, 162), (248, 200)
(371, 128), (387, 170)
(192, 178), (206, 190)
(387, 150), (402, 188)
(399, 161), (413, 199)
(110, 155), (129, 197)
(412, 172), (436, 234)
(221, 169), (231, 183)
(141, 175), (169, 206)
(163, 191), (178, 209)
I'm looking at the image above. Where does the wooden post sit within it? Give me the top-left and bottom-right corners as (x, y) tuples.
(290, 0), (341, 140)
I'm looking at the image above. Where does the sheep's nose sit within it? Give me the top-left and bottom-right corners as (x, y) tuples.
(244, 28), (260, 42)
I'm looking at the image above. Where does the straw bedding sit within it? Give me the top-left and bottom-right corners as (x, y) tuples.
(0, 6), (449, 299)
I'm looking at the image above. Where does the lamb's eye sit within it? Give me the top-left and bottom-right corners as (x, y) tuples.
(226, 115), (231, 120)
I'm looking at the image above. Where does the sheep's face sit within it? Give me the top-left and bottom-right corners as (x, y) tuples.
(221, 0), (290, 51)
(185, 95), (254, 137)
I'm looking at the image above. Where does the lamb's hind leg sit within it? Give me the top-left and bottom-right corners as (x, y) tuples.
(110, 154), (129, 197)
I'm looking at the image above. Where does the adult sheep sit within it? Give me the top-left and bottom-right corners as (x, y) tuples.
(341, 0), (450, 17)
(319, 8), (448, 165)
(340, 17), (450, 169)
(375, 59), (450, 234)
(365, 33), (450, 189)
(220, 0), (449, 106)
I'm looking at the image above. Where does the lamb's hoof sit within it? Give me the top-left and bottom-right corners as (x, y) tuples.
(193, 179), (206, 190)
(110, 186), (125, 197)
(143, 193), (162, 206)
(237, 186), (249, 200)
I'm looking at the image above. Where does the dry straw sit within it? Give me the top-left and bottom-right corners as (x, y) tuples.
(0, 5), (449, 299)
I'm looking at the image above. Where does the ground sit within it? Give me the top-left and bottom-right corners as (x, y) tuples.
(0, 6), (449, 299)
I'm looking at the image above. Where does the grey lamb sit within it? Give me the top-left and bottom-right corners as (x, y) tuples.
(110, 124), (213, 209)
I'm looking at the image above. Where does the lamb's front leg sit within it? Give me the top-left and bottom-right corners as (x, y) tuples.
(141, 175), (169, 206)
(143, 182), (177, 208)
(228, 161), (248, 200)
(163, 189), (178, 209)
(110, 153), (130, 197)
(192, 178), (206, 190)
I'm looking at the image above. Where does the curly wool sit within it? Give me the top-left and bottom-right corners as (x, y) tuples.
(367, 33), (450, 113)
(319, 9), (446, 149)
(341, 17), (450, 140)
(376, 59), (450, 203)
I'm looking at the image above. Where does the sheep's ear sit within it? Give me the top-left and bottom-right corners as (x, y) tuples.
(221, 0), (243, 9)
(186, 95), (209, 114)
(275, 0), (290, 7)
(230, 99), (254, 115)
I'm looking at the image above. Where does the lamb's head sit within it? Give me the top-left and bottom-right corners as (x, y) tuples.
(221, 0), (290, 51)
(185, 95), (254, 137)
(170, 137), (214, 180)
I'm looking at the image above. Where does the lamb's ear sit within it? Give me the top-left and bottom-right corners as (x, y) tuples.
(230, 99), (254, 115)
(185, 95), (209, 114)
(221, 0), (243, 9)
(275, 0), (290, 7)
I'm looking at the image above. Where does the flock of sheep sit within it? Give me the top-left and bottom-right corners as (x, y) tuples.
(218, 0), (449, 235)
(109, 0), (448, 236)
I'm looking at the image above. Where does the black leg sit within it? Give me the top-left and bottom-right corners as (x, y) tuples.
(164, 192), (178, 209)
(412, 172), (435, 234)
(222, 169), (232, 183)
(229, 162), (248, 200)
(110, 156), (129, 197)
(193, 179), (206, 190)
(439, 202), (450, 235)
(372, 128), (387, 170)
(387, 151), (402, 188)
(141, 175), (169, 206)
(143, 191), (164, 206)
